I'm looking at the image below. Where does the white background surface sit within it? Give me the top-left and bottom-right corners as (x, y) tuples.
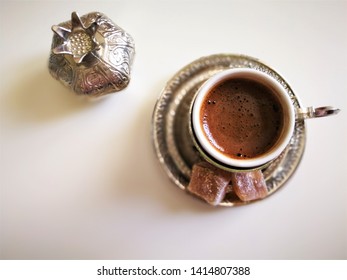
(1, 0), (346, 260)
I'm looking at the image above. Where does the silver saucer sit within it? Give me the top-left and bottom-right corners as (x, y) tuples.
(152, 54), (306, 206)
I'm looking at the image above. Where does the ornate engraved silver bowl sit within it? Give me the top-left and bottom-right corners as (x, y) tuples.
(48, 12), (135, 97)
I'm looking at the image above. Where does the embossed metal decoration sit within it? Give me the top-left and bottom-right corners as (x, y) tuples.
(49, 12), (135, 97)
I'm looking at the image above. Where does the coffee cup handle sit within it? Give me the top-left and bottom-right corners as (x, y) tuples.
(297, 106), (340, 120)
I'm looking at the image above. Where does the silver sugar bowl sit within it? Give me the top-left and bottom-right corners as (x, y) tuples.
(48, 12), (135, 97)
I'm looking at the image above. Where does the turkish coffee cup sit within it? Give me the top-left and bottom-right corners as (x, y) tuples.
(190, 68), (339, 172)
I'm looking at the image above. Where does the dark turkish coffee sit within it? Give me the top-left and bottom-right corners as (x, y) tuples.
(200, 78), (284, 159)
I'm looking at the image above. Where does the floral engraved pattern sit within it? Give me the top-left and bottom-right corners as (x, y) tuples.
(48, 53), (73, 86)
(48, 12), (135, 96)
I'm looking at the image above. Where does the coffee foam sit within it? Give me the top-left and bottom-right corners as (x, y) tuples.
(200, 78), (284, 159)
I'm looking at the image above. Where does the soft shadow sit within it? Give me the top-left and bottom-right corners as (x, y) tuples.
(3, 56), (102, 123)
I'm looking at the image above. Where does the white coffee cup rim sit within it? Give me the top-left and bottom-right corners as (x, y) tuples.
(191, 68), (295, 169)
